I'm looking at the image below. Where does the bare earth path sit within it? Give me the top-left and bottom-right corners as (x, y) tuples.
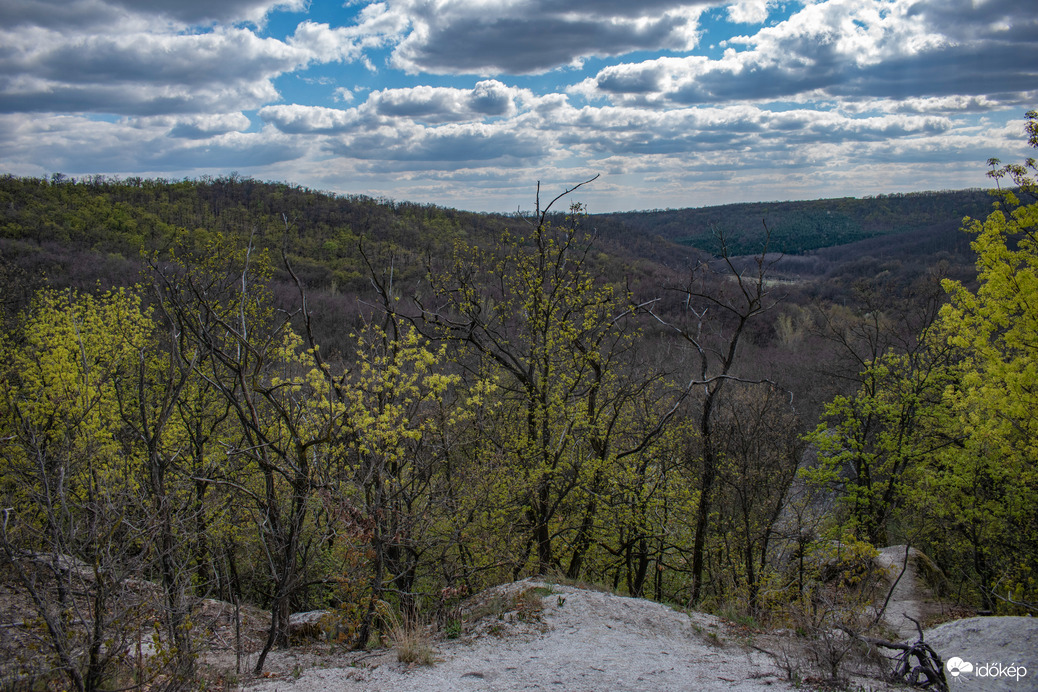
(874, 545), (947, 640)
(236, 568), (1037, 691)
(245, 578), (793, 692)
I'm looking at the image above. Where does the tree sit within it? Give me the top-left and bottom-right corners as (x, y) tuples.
(808, 111), (1038, 611)
(804, 288), (957, 545)
(0, 288), (164, 691)
(151, 235), (346, 673)
(712, 383), (803, 610)
(650, 231), (777, 604)
(335, 320), (461, 647)
(920, 111), (1038, 609)
(386, 180), (667, 578)
(112, 286), (202, 682)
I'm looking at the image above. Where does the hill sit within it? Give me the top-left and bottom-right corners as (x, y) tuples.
(0, 174), (994, 317)
(597, 188), (994, 256)
(0, 172), (990, 417)
(4, 169), (1035, 691)
(0, 174), (693, 347)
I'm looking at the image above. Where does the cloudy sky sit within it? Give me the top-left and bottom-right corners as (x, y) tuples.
(1, 0), (1036, 212)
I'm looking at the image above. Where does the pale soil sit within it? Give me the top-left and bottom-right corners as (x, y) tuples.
(233, 549), (1036, 692)
(5, 549), (1034, 691)
(874, 544), (955, 640)
(922, 616), (1037, 692)
(241, 578), (795, 692)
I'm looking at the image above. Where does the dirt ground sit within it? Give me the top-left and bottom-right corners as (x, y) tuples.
(5, 550), (1035, 691)
(231, 549), (1037, 692)
(922, 616), (1037, 692)
(239, 578), (797, 692)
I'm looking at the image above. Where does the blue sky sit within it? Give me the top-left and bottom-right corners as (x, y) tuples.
(1, 0), (1036, 212)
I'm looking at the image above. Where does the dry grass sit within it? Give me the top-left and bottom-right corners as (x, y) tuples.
(376, 602), (435, 666)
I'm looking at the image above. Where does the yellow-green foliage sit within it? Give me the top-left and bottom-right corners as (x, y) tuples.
(344, 324), (458, 461)
(807, 113), (1038, 610)
(909, 119), (1038, 609)
(423, 217), (654, 578)
(804, 343), (954, 545)
(1, 287), (154, 527)
(921, 192), (1038, 609)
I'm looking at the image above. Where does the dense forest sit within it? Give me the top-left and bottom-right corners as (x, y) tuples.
(599, 188), (995, 256)
(1, 116), (1036, 691)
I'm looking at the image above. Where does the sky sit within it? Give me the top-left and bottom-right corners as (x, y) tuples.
(0, 0), (1036, 212)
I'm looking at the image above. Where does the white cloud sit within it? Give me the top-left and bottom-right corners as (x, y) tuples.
(167, 113), (253, 139)
(361, 0), (711, 75)
(0, 20), (317, 115)
(259, 104), (364, 134)
(0, 0), (305, 30)
(842, 95), (1010, 115)
(260, 81), (527, 134)
(0, 113), (301, 176)
(0, 2), (384, 118)
(368, 81), (522, 121)
(108, 0), (308, 26)
(727, 0), (775, 25)
(576, 0), (1038, 108)
(287, 21), (366, 62)
(0, 0), (1035, 211)
(328, 120), (549, 164)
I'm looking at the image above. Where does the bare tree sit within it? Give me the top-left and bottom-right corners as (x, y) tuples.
(113, 304), (200, 682)
(712, 383), (803, 609)
(650, 230), (779, 604)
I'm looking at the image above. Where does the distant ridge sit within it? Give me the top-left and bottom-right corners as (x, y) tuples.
(596, 188), (995, 256)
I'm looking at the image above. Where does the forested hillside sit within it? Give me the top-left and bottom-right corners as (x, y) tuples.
(600, 189), (994, 256)
(0, 174), (511, 301)
(1, 118), (1036, 691)
(0, 174), (695, 356)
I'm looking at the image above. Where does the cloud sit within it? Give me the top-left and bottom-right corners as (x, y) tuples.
(0, 21), (318, 115)
(261, 81), (525, 134)
(329, 121), (548, 164)
(576, 0), (1038, 108)
(259, 84), (544, 165)
(534, 104), (951, 161)
(0, 5), (377, 118)
(107, 0), (307, 26)
(148, 130), (304, 170)
(257, 95), (965, 175)
(167, 113), (253, 139)
(0, 0), (304, 30)
(844, 95), (1009, 115)
(9, 28), (305, 85)
(287, 21), (367, 62)
(727, 0), (776, 25)
(0, 114), (302, 176)
(356, 0), (710, 75)
(0, 0), (128, 31)
(259, 104), (365, 134)
(0, 0), (1034, 212)
(369, 81), (521, 122)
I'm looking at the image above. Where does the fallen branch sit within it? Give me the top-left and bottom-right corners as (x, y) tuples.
(838, 618), (948, 692)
